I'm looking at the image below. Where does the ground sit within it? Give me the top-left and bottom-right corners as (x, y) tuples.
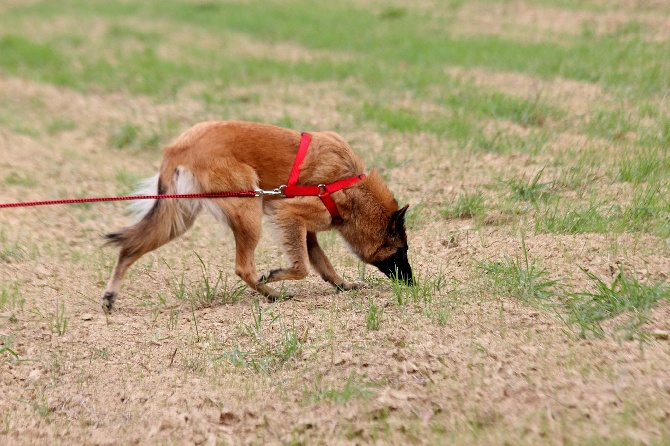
(0, 1), (669, 445)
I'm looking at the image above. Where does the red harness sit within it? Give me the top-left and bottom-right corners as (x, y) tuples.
(282, 132), (365, 224)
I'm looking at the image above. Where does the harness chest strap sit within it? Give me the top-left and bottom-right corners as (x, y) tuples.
(282, 132), (366, 224)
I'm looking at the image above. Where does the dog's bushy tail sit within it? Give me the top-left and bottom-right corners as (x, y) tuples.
(105, 167), (202, 256)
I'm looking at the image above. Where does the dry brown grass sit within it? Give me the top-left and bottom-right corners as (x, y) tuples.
(1, 1), (669, 445)
(1, 74), (668, 445)
(452, 0), (670, 42)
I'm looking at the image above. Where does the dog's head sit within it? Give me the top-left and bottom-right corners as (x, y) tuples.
(338, 170), (413, 284)
(370, 204), (413, 284)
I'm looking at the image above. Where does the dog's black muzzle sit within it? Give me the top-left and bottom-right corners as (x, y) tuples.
(373, 246), (413, 285)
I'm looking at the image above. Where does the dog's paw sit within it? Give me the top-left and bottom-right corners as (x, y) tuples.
(255, 283), (294, 302)
(349, 280), (368, 290)
(257, 268), (283, 285)
(336, 281), (367, 292)
(266, 292), (294, 302)
(102, 292), (116, 314)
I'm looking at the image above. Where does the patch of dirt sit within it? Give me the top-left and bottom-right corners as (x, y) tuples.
(0, 0), (39, 13)
(452, 1), (670, 42)
(1, 39), (669, 446)
(0, 13), (355, 68)
(445, 66), (613, 116)
(227, 33), (355, 64)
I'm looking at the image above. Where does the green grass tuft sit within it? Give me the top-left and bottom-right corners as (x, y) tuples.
(48, 300), (69, 336)
(0, 282), (24, 311)
(616, 149), (668, 184)
(389, 268), (448, 306)
(440, 191), (486, 220)
(566, 266), (670, 340)
(303, 372), (372, 405)
(5, 172), (37, 188)
(478, 234), (559, 305)
(109, 123), (141, 149)
(165, 255), (246, 307)
(365, 300), (384, 331)
(501, 168), (553, 203)
(536, 188), (669, 238)
(221, 301), (306, 373)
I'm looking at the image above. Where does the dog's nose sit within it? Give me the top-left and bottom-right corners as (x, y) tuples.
(397, 267), (414, 285)
(393, 263), (414, 285)
(373, 247), (414, 285)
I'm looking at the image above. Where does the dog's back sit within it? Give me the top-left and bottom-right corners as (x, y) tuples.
(160, 121), (364, 193)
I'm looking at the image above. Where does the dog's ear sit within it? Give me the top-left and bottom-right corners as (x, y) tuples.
(389, 204), (409, 235)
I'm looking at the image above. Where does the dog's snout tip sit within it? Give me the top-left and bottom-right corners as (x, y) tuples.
(397, 269), (414, 285)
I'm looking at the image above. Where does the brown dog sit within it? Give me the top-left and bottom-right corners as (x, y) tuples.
(103, 121), (412, 312)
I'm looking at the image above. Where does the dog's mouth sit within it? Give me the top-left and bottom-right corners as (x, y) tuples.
(373, 246), (413, 285)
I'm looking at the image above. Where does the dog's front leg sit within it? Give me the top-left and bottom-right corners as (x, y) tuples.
(306, 231), (365, 292)
(228, 202), (287, 301)
(256, 224), (310, 297)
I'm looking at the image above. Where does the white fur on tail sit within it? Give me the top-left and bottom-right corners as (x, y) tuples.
(129, 167), (226, 227)
(128, 174), (160, 222)
(174, 165), (227, 224)
(173, 166), (202, 217)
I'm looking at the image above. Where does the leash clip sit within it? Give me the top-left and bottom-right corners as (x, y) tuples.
(255, 185), (286, 197)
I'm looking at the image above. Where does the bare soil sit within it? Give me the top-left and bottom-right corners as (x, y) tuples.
(1, 6), (670, 445)
(452, 0), (670, 42)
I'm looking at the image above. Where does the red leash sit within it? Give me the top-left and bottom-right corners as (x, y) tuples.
(0, 191), (258, 209)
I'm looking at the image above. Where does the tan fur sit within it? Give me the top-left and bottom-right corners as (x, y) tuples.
(102, 121), (409, 312)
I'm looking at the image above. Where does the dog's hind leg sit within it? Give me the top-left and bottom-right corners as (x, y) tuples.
(103, 192), (198, 313)
(306, 231), (365, 291)
(102, 248), (146, 313)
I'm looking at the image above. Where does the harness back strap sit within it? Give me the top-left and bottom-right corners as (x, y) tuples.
(282, 132), (365, 224)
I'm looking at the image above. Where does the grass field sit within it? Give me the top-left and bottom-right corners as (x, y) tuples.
(1, 0), (669, 444)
